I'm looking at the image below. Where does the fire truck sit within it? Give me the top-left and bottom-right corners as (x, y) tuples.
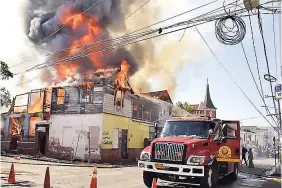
(138, 117), (241, 188)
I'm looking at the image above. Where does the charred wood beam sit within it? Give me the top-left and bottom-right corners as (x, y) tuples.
(103, 71), (119, 86)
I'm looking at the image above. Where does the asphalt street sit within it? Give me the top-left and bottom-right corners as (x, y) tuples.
(0, 157), (280, 188)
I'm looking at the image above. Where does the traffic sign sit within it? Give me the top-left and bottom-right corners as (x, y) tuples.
(276, 92), (282, 100)
(275, 84), (282, 92)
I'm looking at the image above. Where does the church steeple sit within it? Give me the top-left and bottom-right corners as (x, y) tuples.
(203, 78), (216, 109)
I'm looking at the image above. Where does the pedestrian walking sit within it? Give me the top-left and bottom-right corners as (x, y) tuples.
(242, 146), (248, 166)
(248, 148), (254, 168)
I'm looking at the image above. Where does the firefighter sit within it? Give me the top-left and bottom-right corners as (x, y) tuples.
(248, 148), (254, 168)
(242, 146), (248, 166)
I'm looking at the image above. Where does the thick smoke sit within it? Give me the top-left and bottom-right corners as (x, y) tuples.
(24, 0), (203, 99)
(26, 0), (139, 79)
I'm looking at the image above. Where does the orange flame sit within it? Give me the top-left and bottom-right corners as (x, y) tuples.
(28, 93), (43, 113)
(115, 60), (130, 89)
(56, 8), (104, 80)
(29, 117), (41, 136)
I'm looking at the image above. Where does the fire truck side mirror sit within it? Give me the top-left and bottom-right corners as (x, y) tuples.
(222, 124), (228, 137)
(222, 137), (227, 143)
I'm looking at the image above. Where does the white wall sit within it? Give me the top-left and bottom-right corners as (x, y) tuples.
(49, 114), (103, 160)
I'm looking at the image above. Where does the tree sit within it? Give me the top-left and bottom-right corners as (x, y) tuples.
(0, 61), (13, 107)
(176, 101), (195, 113)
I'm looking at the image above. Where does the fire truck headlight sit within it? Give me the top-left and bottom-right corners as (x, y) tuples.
(187, 155), (206, 165)
(140, 152), (150, 161)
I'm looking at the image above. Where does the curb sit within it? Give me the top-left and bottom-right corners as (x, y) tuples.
(1, 155), (122, 168)
(0, 160), (121, 168)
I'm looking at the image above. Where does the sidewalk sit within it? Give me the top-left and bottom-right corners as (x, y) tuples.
(0, 155), (135, 168)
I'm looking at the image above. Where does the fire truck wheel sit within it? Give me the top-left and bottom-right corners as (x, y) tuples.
(143, 171), (156, 187)
(200, 163), (218, 188)
(229, 162), (238, 180)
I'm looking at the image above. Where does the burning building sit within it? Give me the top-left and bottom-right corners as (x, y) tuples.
(0, 0), (201, 162)
(1, 60), (174, 163)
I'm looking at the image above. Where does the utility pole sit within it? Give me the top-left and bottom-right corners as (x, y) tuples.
(87, 131), (91, 164)
(265, 93), (281, 163)
(275, 84), (282, 163)
(273, 136), (277, 170)
(277, 99), (281, 163)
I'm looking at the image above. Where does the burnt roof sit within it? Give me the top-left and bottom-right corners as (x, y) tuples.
(141, 90), (173, 104)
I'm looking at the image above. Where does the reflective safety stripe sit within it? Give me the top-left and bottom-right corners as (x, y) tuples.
(216, 158), (240, 162)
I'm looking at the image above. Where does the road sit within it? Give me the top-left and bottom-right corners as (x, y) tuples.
(0, 157), (279, 188)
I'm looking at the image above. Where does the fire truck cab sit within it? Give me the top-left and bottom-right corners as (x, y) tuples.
(138, 117), (241, 188)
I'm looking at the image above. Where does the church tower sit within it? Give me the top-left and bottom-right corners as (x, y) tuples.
(202, 78), (217, 118)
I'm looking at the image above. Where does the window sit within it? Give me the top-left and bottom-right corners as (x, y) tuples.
(161, 121), (210, 138)
(57, 88), (65, 104)
(114, 90), (122, 107)
(80, 87), (93, 103)
(225, 123), (237, 139)
(227, 127), (236, 138)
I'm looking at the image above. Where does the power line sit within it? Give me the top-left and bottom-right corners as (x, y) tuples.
(239, 116), (262, 121)
(15, 1), (269, 83)
(271, 1), (278, 79)
(124, 0), (151, 20)
(21, 3), (247, 74)
(194, 26), (280, 135)
(9, 0), (102, 68)
(16, 7), (233, 86)
(9, 0), (223, 69)
(73, 0), (153, 60)
(240, 42), (278, 126)
(257, 9), (278, 116)
(15, 4), (251, 88)
(246, 11), (279, 124)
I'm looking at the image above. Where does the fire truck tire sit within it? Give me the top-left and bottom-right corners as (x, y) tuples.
(143, 171), (156, 187)
(200, 163), (218, 188)
(229, 162), (238, 180)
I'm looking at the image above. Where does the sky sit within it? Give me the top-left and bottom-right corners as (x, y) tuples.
(0, 0), (281, 128)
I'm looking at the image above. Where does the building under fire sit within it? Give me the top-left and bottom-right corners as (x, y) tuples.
(1, 61), (175, 163)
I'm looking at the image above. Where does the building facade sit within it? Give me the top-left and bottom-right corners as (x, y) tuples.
(1, 71), (173, 163)
(240, 126), (274, 158)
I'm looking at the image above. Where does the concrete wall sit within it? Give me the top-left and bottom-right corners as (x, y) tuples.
(100, 113), (149, 162)
(49, 114), (103, 161)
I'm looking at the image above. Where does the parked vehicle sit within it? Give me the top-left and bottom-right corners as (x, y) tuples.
(138, 117), (241, 188)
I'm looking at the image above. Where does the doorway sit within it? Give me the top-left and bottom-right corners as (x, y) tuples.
(35, 125), (49, 155)
(38, 132), (47, 154)
(121, 129), (128, 159)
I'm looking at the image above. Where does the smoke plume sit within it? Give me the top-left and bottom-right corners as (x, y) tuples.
(23, 0), (203, 99)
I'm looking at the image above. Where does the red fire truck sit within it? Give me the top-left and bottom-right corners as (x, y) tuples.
(138, 117), (241, 188)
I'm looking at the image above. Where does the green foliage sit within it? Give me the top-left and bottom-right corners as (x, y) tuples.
(0, 87), (11, 107)
(0, 61), (13, 107)
(175, 101), (195, 113)
(0, 61), (13, 80)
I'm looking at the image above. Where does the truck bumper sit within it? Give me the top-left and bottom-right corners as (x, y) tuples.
(138, 161), (204, 177)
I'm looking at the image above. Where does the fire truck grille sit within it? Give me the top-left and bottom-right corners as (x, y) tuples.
(154, 143), (185, 162)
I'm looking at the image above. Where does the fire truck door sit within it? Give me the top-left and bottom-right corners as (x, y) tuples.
(217, 121), (240, 163)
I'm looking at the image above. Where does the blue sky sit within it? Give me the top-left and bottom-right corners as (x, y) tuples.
(0, 0), (281, 129)
(174, 9), (281, 127)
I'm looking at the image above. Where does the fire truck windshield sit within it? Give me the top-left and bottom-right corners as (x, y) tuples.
(161, 121), (210, 138)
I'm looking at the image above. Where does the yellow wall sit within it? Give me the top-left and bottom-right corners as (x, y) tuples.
(101, 113), (150, 149)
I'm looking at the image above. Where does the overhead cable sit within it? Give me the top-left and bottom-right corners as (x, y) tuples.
(194, 26), (280, 135)
(9, 0), (219, 69)
(257, 9), (278, 116)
